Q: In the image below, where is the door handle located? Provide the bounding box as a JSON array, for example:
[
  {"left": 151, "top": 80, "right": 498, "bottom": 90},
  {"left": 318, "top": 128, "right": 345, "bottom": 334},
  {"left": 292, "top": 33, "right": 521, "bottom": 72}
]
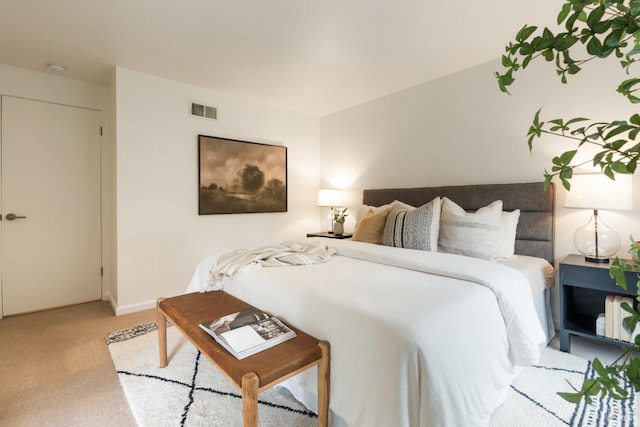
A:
[{"left": 4, "top": 213, "right": 27, "bottom": 221}]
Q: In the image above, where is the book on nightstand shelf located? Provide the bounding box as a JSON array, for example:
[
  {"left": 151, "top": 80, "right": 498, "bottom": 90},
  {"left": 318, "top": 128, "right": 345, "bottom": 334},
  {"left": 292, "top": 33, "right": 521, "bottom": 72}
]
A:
[
  {"left": 614, "top": 295, "right": 621, "bottom": 340},
  {"left": 199, "top": 309, "right": 296, "bottom": 360},
  {"left": 605, "top": 295, "right": 614, "bottom": 339},
  {"left": 604, "top": 294, "right": 634, "bottom": 342}
]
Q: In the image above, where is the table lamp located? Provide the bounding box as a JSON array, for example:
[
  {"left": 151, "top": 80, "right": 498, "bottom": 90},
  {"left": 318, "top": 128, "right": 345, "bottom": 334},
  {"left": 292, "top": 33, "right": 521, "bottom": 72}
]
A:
[
  {"left": 317, "top": 189, "right": 346, "bottom": 233},
  {"left": 564, "top": 173, "right": 632, "bottom": 263}
]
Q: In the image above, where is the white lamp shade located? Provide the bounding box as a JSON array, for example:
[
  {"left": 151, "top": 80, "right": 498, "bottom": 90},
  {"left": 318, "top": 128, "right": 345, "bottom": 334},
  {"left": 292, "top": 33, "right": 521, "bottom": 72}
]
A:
[
  {"left": 317, "top": 189, "right": 346, "bottom": 207},
  {"left": 564, "top": 173, "right": 632, "bottom": 211}
]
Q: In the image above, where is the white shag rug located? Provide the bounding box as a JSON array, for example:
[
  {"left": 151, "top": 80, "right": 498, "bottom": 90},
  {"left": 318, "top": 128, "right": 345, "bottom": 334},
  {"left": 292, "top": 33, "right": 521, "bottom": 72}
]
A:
[
  {"left": 107, "top": 323, "right": 316, "bottom": 426},
  {"left": 107, "top": 323, "right": 636, "bottom": 427},
  {"left": 491, "top": 345, "right": 636, "bottom": 427}
]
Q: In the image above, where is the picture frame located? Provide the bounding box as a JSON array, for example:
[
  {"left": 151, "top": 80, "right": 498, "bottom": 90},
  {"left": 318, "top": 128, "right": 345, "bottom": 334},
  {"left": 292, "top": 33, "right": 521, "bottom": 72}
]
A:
[{"left": 198, "top": 135, "right": 287, "bottom": 214}]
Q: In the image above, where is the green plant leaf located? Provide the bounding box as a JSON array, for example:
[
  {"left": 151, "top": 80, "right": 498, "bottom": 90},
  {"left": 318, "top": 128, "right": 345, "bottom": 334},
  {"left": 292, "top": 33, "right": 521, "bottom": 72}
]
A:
[
  {"left": 627, "top": 357, "right": 640, "bottom": 385},
  {"left": 558, "top": 391, "right": 584, "bottom": 404},
  {"left": 587, "top": 6, "right": 606, "bottom": 30},
  {"left": 560, "top": 150, "right": 577, "bottom": 165},
  {"left": 556, "top": 34, "right": 579, "bottom": 50},
  {"left": 605, "top": 124, "right": 634, "bottom": 140},
  {"left": 519, "top": 43, "right": 535, "bottom": 55},
  {"left": 593, "top": 358, "right": 608, "bottom": 378},
  {"left": 610, "top": 257, "right": 630, "bottom": 290},
  {"left": 605, "top": 31, "right": 622, "bottom": 48},
  {"left": 516, "top": 25, "right": 538, "bottom": 42},
  {"left": 587, "top": 36, "right": 604, "bottom": 55},
  {"left": 612, "top": 161, "right": 631, "bottom": 173},
  {"left": 566, "top": 117, "right": 591, "bottom": 126},
  {"left": 558, "top": 2, "right": 572, "bottom": 25}
]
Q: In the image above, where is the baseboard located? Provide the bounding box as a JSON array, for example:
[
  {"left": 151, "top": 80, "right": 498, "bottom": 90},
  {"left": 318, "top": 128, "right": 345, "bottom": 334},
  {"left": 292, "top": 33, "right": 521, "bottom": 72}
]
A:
[
  {"left": 114, "top": 299, "right": 156, "bottom": 316},
  {"left": 104, "top": 293, "right": 117, "bottom": 315},
  {"left": 102, "top": 289, "right": 157, "bottom": 316}
]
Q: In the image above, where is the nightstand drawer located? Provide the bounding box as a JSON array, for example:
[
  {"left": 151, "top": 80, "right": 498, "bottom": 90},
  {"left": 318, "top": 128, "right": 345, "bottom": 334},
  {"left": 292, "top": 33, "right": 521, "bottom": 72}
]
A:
[
  {"left": 561, "top": 266, "right": 638, "bottom": 295},
  {"left": 560, "top": 261, "right": 638, "bottom": 296}
]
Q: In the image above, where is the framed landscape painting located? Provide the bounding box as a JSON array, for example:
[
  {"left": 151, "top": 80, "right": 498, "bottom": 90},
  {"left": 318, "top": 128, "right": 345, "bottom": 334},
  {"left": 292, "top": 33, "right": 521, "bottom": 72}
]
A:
[{"left": 198, "top": 135, "right": 287, "bottom": 214}]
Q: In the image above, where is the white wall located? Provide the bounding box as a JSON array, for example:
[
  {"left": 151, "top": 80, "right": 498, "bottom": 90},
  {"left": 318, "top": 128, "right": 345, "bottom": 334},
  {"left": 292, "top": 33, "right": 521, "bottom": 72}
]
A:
[
  {"left": 0, "top": 64, "right": 112, "bottom": 316},
  {"left": 113, "top": 67, "right": 320, "bottom": 314},
  {"left": 319, "top": 57, "right": 640, "bottom": 265}
]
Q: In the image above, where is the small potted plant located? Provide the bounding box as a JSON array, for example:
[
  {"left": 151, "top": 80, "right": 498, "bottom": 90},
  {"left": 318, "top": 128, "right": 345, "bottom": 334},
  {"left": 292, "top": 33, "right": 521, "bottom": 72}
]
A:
[{"left": 333, "top": 208, "right": 348, "bottom": 235}]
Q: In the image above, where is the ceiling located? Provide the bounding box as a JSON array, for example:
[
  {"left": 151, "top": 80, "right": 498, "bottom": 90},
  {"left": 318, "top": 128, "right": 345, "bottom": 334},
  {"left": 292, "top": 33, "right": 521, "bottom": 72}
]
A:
[{"left": 0, "top": 1, "right": 561, "bottom": 117}]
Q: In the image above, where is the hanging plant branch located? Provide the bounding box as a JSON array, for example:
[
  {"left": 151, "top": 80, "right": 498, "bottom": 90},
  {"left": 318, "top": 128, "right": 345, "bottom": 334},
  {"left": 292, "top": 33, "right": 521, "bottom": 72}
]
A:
[
  {"left": 528, "top": 109, "right": 640, "bottom": 189},
  {"left": 497, "top": 1, "right": 640, "bottom": 101},
  {"left": 495, "top": 0, "right": 640, "bottom": 407},
  {"left": 496, "top": 1, "right": 640, "bottom": 189}
]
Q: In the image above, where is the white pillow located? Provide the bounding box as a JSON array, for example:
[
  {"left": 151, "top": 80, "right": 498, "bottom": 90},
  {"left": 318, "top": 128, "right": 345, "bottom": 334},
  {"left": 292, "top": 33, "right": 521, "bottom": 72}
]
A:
[
  {"left": 438, "top": 198, "right": 502, "bottom": 260},
  {"left": 498, "top": 210, "right": 520, "bottom": 259}
]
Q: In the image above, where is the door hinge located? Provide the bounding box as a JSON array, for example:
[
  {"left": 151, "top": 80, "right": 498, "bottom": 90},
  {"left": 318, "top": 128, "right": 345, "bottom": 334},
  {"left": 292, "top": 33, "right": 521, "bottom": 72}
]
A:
[
  {"left": 99, "top": 126, "right": 103, "bottom": 136},
  {"left": 100, "top": 266, "right": 104, "bottom": 276}
]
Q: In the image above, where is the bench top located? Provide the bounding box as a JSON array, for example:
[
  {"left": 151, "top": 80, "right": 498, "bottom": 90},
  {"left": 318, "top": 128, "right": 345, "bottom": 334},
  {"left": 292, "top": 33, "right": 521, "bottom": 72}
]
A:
[{"left": 158, "top": 291, "right": 323, "bottom": 390}]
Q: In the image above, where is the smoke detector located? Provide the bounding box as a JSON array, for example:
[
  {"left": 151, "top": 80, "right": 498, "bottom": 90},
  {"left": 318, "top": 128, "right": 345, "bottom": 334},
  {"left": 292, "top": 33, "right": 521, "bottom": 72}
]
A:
[{"left": 47, "top": 63, "right": 67, "bottom": 72}]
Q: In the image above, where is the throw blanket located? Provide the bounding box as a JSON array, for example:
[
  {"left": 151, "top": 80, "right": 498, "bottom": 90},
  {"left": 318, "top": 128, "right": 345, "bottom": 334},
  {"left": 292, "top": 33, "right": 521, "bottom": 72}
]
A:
[{"left": 202, "top": 241, "right": 336, "bottom": 291}]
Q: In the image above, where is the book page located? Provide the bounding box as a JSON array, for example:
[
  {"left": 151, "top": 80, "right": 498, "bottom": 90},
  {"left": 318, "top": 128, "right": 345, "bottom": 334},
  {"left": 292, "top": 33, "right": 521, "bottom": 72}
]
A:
[
  {"left": 255, "top": 318, "right": 292, "bottom": 340},
  {"left": 220, "top": 325, "right": 265, "bottom": 353}
]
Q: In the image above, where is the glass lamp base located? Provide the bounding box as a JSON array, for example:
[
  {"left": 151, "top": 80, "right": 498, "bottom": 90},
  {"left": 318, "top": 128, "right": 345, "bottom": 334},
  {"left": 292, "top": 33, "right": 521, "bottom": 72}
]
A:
[{"left": 574, "top": 212, "right": 620, "bottom": 264}]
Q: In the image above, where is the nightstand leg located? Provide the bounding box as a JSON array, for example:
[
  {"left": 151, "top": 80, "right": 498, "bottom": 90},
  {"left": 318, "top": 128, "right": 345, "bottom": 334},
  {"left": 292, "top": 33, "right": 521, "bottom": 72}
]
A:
[{"left": 560, "top": 330, "right": 570, "bottom": 352}]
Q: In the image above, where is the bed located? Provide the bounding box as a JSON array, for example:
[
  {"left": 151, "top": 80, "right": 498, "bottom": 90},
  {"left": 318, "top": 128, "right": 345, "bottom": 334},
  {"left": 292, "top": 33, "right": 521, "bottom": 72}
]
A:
[{"left": 187, "top": 182, "right": 556, "bottom": 427}]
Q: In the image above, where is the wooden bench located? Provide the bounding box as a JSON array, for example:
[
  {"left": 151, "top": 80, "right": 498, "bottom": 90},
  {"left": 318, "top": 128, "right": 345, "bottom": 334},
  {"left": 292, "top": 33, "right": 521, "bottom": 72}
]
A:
[{"left": 157, "top": 291, "right": 329, "bottom": 427}]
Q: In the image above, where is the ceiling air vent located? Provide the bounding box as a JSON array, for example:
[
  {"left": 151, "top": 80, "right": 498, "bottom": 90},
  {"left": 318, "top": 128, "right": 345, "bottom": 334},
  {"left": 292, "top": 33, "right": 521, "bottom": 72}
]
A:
[{"left": 190, "top": 101, "right": 217, "bottom": 121}]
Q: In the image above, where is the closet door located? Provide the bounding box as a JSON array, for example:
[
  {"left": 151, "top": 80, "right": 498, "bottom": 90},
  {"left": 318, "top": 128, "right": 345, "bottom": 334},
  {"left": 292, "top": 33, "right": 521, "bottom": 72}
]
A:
[{"left": 1, "top": 96, "right": 102, "bottom": 315}]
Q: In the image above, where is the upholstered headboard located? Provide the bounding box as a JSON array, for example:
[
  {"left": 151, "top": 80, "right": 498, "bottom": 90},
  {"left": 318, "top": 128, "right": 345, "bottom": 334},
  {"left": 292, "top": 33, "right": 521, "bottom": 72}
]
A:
[{"left": 362, "top": 182, "right": 555, "bottom": 264}]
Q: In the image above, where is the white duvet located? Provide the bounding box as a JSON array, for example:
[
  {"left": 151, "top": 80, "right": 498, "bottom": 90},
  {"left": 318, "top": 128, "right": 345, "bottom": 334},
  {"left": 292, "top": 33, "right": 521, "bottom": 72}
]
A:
[{"left": 187, "top": 239, "right": 546, "bottom": 427}]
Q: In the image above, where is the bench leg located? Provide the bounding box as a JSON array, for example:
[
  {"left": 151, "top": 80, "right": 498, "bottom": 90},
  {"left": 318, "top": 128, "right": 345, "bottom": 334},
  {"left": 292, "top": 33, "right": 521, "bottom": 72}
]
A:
[
  {"left": 318, "top": 340, "right": 330, "bottom": 427},
  {"left": 157, "top": 298, "right": 168, "bottom": 368},
  {"left": 242, "top": 372, "right": 259, "bottom": 427}
]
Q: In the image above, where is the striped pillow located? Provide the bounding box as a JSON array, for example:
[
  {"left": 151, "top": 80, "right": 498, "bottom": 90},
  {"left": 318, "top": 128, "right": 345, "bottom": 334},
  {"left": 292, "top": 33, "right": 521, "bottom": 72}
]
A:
[
  {"left": 438, "top": 198, "right": 502, "bottom": 260},
  {"left": 382, "top": 198, "right": 441, "bottom": 250}
]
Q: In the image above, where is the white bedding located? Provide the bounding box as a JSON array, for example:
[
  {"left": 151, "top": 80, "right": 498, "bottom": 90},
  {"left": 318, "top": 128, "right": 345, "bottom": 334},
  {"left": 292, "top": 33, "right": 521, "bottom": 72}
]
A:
[
  {"left": 497, "top": 255, "right": 556, "bottom": 343},
  {"left": 187, "top": 239, "right": 547, "bottom": 427}
]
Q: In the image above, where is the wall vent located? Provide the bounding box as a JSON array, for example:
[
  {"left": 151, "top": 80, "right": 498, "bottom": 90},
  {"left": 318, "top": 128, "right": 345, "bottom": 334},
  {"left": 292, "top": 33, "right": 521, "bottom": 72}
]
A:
[{"left": 190, "top": 101, "right": 217, "bottom": 121}]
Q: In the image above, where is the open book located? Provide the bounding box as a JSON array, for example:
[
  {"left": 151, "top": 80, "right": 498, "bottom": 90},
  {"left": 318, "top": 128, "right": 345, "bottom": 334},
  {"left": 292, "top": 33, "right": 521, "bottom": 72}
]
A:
[{"left": 199, "top": 309, "right": 297, "bottom": 360}]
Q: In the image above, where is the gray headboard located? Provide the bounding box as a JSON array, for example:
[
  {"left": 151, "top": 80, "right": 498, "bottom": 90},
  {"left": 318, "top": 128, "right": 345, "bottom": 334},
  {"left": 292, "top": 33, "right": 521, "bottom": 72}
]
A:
[{"left": 362, "top": 182, "right": 555, "bottom": 265}]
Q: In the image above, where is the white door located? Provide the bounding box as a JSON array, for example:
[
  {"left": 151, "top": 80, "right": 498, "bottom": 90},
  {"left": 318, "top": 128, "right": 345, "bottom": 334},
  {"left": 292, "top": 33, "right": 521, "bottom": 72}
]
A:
[{"left": 1, "top": 96, "right": 102, "bottom": 316}]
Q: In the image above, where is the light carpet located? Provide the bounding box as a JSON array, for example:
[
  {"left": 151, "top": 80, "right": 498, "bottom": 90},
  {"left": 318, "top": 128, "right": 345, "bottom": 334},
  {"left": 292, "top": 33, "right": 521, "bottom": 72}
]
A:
[{"left": 107, "top": 322, "right": 636, "bottom": 427}]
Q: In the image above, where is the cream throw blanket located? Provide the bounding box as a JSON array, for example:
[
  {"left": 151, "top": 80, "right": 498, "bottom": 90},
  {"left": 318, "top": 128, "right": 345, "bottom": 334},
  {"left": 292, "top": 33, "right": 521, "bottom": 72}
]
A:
[{"left": 203, "top": 241, "right": 336, "bottom": 291}]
